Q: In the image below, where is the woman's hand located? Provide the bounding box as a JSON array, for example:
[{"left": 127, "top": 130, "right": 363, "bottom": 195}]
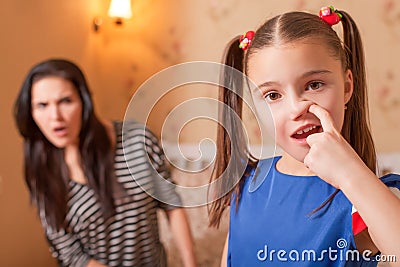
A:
[
  {"left": 304, "top": 104, "right": 367, "bottom": 189},
  {"left": 86, "top": 259, "right": 108, "bottom": 267}
]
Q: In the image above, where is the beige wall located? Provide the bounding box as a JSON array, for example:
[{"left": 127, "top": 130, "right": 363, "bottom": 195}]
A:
[
  {"left": 1, "top": 0, "right": 399, "bottom": 266},
  {"left": 1, "top": 1, "right": 101, "bottom": 266},
  {"left": 173, "top": 0, "right": 400, "bottom": 150},
  {"left": 0, "top": 0, "right": 190, "bottom": 266}
]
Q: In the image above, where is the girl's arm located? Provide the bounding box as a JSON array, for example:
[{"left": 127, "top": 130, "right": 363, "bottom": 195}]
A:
[
  {"left": 305, "top": 104, "right": 400, "bottom": 262},
  {"left": 340, "top": 166, "right": 400, "bottom": 262}
]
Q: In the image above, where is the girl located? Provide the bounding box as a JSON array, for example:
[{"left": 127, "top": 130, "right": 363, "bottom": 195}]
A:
[
  {"left": 209, "top": 6, "right": 400, "bottom": 267},
  {"left": 14, "top": 59, "right": 197, "bottom": 267}
]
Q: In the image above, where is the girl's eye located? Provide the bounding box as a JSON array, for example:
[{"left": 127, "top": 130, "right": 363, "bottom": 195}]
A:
[
  {"left": 306, "top": 81, "right": 323, "bottom": 91},
  {"left": 264, "top": 92, "right": 282, "bottom": 102}
]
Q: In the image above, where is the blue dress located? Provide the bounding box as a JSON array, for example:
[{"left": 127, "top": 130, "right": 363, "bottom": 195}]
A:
[{"left": 228, "top": 156, "right": 400, "bottom": 266}]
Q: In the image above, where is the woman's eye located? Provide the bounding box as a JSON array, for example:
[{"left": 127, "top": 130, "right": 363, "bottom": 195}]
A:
[
  {"left": 35, "top": 103, "right": 47, "bottom": 109},
  {"left": 306, "top": 82, "right": 323, "bottom": 91},
  {"left": 265, "top": 92, "right": 282, "bottom": 102},
  {"left": 60, "top": 97, "right": 72, "bottom": 103}
]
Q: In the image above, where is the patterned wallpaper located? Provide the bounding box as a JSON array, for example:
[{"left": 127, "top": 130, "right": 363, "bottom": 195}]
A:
[
  {"left": 97, "top": 0, "right": 400, "bottom": 155},
  {"left": 100, "top": 2, "right": 400, "bottom": 265},
  {"left": 4, "top": 1, "right": 398, "bottom": 266}
]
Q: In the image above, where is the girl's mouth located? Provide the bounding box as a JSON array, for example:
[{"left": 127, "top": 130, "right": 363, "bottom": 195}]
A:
[{"left": 291, "top": 125, "right": 322, "bottom": 140}]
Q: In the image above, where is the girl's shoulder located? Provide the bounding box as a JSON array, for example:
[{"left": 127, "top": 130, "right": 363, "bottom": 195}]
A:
[
  {"left": 380, "top": 172, "right": 400, "bottom": 183},
  {"left": 380, "top": 173, "right": 400, "bottom": 196},
  {"left": 246, "top": 156, "right": 282, "bottom": 193}
]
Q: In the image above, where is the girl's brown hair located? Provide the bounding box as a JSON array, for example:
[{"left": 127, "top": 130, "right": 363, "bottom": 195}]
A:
[{"left": 209, "top": 11, "right": 376, "bottom": 227}]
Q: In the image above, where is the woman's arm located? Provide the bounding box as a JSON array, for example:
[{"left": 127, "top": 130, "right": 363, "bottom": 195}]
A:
[
  {"left": 86, "top": 259, "right": 108, "bottom": 267},
  {"left": 43, "top": 225, "right": 91, "bottom": 267},
  {"left": 220, "top": 233, "right": 229, "bottom": 267},
  {"left": 165, "top": 208, "right": 197, "bottom": 267},
  {"left": 141, "top": 126, "right": 197, "bottom": 265},
  {"left": 39, "top": 209, "right": 94, "bottom": 267}
]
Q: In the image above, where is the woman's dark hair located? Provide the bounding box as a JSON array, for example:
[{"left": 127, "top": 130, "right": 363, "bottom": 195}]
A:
[
  {"left": 14, "top": 59, "right": 116, "bottom": 229},
  {"left": 209, "top": 11, "right": 376, "bottom": 227}
]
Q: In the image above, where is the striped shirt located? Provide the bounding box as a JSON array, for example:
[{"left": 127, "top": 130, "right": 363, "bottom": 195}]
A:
[{"left": 39, "top": 121, "right": 181, "bottom": 267}]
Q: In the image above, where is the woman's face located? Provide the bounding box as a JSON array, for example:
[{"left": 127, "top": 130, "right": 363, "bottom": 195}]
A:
[
  {"left": 31, "top": 76, "right": 82, "bottom": 149},
  {"left": 247, "top": 40, "right": 353, "bottom": 162}
]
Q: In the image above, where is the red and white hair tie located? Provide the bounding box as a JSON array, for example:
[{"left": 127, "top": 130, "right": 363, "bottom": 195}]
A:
[
  {"left": 239, "top": 31, "right": 255, "bottom": 51},
  {"left": 319, "top": 5, "right": 342, "bottom": 26}
]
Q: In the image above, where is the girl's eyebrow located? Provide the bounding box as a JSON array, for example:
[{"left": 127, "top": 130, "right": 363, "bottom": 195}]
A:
[
  {"left": 254, "top": 69, "right": 332, "bottom": 90},
  {"left": 301, "top": 69, "right": 332, "bottom": 78},
  {"left": 255, "top": 81, "right": 280, "bottom": 91}
]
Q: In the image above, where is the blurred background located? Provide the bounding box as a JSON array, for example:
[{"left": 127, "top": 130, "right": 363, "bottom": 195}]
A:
[{"left": 1, "top": 0, "right": 399, "bottom": 266}]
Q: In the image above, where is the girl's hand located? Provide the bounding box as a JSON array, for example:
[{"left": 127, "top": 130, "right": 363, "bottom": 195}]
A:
[{"left": 304, "top": 104, "right": 366, "bottom": 188}]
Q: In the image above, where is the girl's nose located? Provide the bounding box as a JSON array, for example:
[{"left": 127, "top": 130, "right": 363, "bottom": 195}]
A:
[{"left": 288, "top": 95, "right": 313, "bottom": 120}]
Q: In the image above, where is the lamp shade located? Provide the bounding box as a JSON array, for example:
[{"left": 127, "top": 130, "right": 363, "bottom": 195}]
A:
[{"left": 108, "top": 0, "right": 132, "bottom": 19}]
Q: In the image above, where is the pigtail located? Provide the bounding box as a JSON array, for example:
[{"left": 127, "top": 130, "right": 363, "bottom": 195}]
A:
[
  {"left": 310, "top": 11, "right": 378, "bottom": 215},
  {"left": 339, "top": 11, "right": 377, "bottom": 174},
  {"left": 208, "top": 37, "right": 251, "bottom": 228}
]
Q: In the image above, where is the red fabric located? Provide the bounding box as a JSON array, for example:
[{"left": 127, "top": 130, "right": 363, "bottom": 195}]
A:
[{"left": 352, "top": 211, "right": 367, "bottom": 235}]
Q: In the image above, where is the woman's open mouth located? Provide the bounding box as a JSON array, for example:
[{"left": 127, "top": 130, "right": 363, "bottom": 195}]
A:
[{"left": 53, "top": 126, "right": 68, "bottom": 137}]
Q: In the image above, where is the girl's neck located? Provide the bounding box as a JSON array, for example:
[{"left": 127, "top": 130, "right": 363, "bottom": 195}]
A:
[{"left": 276, "top": 152, "right": 316, "bottom": 177}]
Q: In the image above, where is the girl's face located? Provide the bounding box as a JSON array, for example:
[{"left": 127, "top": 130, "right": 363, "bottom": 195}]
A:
[
  {"left": 31, "top": 76, "right": 82, "bottom": 149},
  {"left": 247, "top": 41, "right": 353, "bottom": 162}
]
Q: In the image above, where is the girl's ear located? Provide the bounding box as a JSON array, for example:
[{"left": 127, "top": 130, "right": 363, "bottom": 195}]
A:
[{"left": 344, "top": 69, "right": 354, "bottom": 105}]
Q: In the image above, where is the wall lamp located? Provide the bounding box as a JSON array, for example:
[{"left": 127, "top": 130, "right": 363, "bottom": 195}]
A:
[{"left": 93, "top": 0, "right": 133, "bottom": 32}]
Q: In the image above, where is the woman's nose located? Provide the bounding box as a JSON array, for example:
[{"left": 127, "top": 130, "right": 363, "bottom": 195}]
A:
[{"left": 49, "top": 104, "right": 62, "bottom": 120}]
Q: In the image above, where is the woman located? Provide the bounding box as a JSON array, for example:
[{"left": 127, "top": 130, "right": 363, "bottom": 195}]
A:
[{"left": 14, "top": 58, "right": 197, "bottom": 267}]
